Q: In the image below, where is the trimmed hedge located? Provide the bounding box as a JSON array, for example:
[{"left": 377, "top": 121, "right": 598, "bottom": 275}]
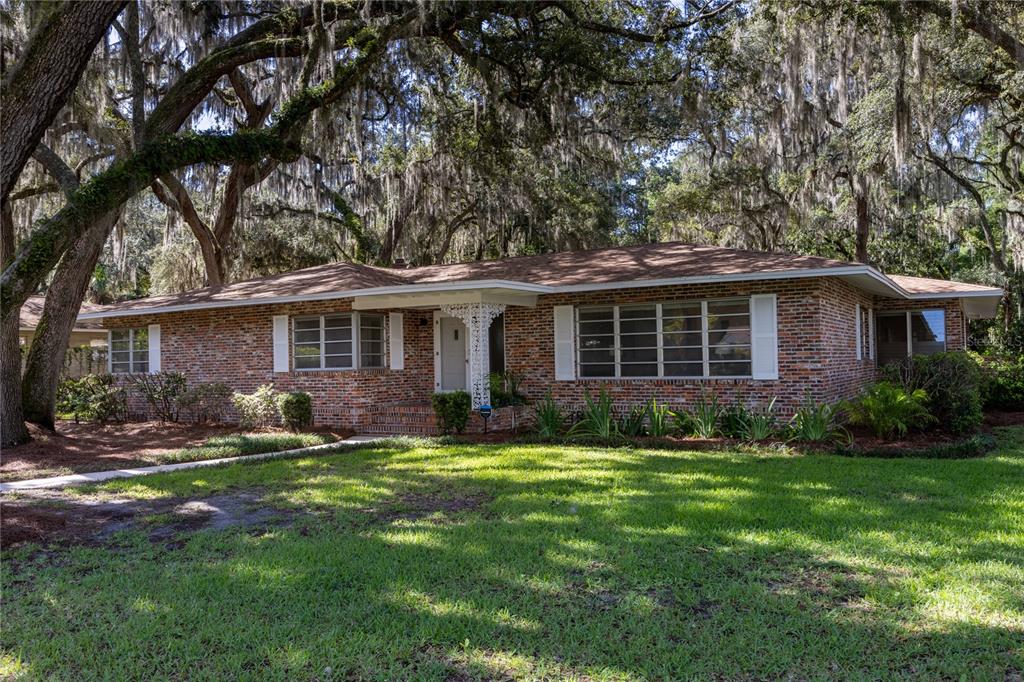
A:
[
  {"left": 431, "top": 391, "right": 471, "bottom": 434},
  {"left": 279, "top": 391, "right": 313, "bottom": 430}
]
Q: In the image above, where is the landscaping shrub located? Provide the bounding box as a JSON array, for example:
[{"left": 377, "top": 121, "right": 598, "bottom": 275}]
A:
[
  {"left": 845, "top": 382, "right": 934, "bottom": 440},
  {"left": 232, "top": 384, "right": 281, "bottom": 428},
  {"left": 533, "top": 392, "right": 566, "bottom": 438},
  {"left": 568, "top": 388, "right": 620, "bottom": 441},
  {"left": 882, "top": 351, "right": 982, "bottom": 435},
  {"left": 128, "top": 371, "right": 187, "bottom": 422},
  {"left": 619, "top": 404, "right": 648, "bottom": 437},
  {"left": 489, "top": 370, "right": 526, "bottom": 408},
  {"left": 720, "top": 403, "right": 750, "bottom": 438},
  {"left": 646, "top": 397, "right": 675, "bottom": 437},
  {"left": 683, "top": 392, "right": 722, "bottom": 438},
  {"left": 740, "top": 398, "right": 779, "bottom": 442},
  {"left": 56, "top": 374, "right": 128, "bottom": 423},
  {"left": 431, "top": 391, "right": 471, "bottom": 434},
  {"left": 279, "top": 391, "right": 313, "bottom": 430},
  {"left": 176, "top": 382, "right": 231, "bottom": 423},
  {"left": 788, "top": 397, "right": 847, "bottom": 443},
  {"left": 974, "top": 353, "right": 1024, "bottom": 411}
]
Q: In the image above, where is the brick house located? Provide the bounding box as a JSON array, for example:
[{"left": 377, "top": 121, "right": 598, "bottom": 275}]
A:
[{"left": 78, "top": 242, "right": 1003, "bottom": 434}]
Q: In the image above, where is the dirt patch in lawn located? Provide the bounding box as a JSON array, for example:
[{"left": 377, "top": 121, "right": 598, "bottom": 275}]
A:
[
  {"left": 1, "top": 420, "right": 351, "bottom": 482},
  {"left": 1, "top": 488, "right": 308, "bottom": 553},
  {"left": 358, "top": 491, "right": 493, "bottom": 524}
]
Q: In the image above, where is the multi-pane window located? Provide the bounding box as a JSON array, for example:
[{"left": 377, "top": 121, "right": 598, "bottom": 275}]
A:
[
  {"left": 876, "top": 309, "right": 945, "bottom": 365},
  {"left": 577, "top": 298, "right": 752, "bottom": 379},
  {"left": 292, "top": 313, "right": 385, "bottom": 370},
  {"left": 359, "top": 314, "right": 384, "bottom": 368},
  {"left": 110, "top": 328, "right": 148, "bottom": 374}
]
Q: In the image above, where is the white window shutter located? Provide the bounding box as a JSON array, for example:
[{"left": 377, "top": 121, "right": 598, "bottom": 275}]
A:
[
  {"left": 389, "top": 312, "right": 404, "bottom": 370},
  {"left": 147, "top": 324, "right": 161, "bottom": 373},
  {"left": 272, "top": 315, "right": 289, "bottom": 372},
  {"left": 750, "top": 294, "right": 778, "bottom": 380},
  {"left": 855, "top": 303, "right": 862, "bottom": 360},
  {"left": 553, "top": 305, "right": 575, "bottom": 381}
]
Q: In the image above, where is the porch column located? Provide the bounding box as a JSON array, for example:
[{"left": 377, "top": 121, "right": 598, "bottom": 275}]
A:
[{"left": 440, "top": 302, "right": 506, "bottom": 408}]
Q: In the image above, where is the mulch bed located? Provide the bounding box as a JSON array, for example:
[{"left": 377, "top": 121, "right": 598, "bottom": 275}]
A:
[{"left": 1, "top": 420, "right": 351, "bottom": 482}]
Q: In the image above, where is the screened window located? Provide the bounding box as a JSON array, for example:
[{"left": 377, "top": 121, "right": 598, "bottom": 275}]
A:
[
  {"left": 876, "top": 310, "right": 946, "bottom": 365},
  {"left": 110, "top": 328, "right": 148, "bottom": 374},
  {"left": 292, "top": 313, "right": 386, "bottom": 370},
  {"left": 577, "top": 298, "right": 752, "bottom": 379}
]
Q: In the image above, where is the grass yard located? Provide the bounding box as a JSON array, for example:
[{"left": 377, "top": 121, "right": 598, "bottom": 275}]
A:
[{"left": 3, "top": 428, "right": 1023, "bottom": 680}]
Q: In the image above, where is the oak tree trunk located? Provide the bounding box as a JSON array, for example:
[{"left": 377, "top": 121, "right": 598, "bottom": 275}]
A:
[
  {"left": 0, "top": 201, "right": 28, "bottom": 446},
  {"left": 22, "top": 211, "right": 119, "bottom": 429},
  {"left": 0, "top": 1, "right": 126, "bottom": 202}
]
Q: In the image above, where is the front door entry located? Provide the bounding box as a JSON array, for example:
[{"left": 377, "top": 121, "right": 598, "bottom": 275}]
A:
[{"left": 438, "top": 315, "right": 468, "bottom": 391}]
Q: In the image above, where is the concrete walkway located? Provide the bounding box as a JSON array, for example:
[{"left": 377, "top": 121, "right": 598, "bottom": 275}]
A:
[{"left": 0, "top": 435, "right": 388, "bottom": 493}]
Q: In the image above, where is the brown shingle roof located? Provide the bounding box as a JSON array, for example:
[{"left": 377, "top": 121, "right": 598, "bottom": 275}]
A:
[
  {"left": 887, "top": 274, "right": 1002, "bottom": 296},
  {"left": 395, "top": 242, "right": 852, "bottom": 287},
  {"left": 20, "top": 296, "right": 105, "bottom": 331},
  {"left": 78, "top": 241, "right": 1003, "bottom": 318}
]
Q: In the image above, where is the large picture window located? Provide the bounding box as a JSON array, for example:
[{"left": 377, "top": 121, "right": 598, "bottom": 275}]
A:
[
  {"left": 577, "top": 298, "right": 752, "bottom": 379},
  {"left": 292, "top": 313, "right": 385, "bottom": 370},
  {"left": 876, "top": 309, "right": 946, "bottom": 366},
  {"left": 109, "top": 328, "right": 148, "bottom": 374}
]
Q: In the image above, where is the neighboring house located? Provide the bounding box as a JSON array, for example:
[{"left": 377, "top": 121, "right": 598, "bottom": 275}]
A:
[
  {"left": 78, "top": 242, "right": 1003, "bottom": 433},
  {"left": 20, "top": 296, "right": 109, "bottom": 377}
]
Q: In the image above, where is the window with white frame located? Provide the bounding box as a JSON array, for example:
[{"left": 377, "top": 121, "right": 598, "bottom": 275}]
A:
[
  {"left": 292, "top": 313, "right": 385, "bottom": 370},
  {"left": 109, "top": 328, "right": 149, "bottom": 373},
  {"left": 875, "top": 309, "right": 945, "bottom": 365},
  {"left": 577, "top": 298, "right": 752, "bottom": 378}
]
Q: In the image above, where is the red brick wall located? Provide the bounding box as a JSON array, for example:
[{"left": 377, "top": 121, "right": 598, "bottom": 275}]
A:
[
  {"left": 506, "top": 278, "right": 834, "bottom": 418},
  {"left": 101, "top": 278, "right": 971, "bottom": 428}
]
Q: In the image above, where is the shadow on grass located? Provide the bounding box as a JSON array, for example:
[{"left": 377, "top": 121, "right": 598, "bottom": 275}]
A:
[{"left": 3, "top": 433, "right": 1023, "bottom": 680}]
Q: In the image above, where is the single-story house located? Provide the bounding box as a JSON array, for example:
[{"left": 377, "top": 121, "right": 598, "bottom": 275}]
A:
[
  {"left": 78, "top": 242, "right": 1003, "bottom": 433},
  {"left": 21, "top": 296, "right": 109, "bottom": 377}
]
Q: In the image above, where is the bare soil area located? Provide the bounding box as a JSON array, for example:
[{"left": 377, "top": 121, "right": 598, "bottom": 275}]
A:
[
  {"left": 1, "top": 488, "right": 306, "bottom": 551},
  {"left": 0, "top": 421, "right": 350, "bottom": 482},
  {"left": 0, "top": 421, "right": 244, "bottom": 482}
]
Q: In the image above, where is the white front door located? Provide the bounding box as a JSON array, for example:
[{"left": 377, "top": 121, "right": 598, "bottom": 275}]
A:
[{"left": 438, "top": 315, "right": 468, "bottom": 391}]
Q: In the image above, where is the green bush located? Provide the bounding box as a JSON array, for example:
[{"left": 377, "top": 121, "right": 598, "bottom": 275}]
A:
[
  {"left": 431, "top": 391, "right": 471, "bottom": 434},
  {"left": 845, "top": 382, "right": 934, "bottom": 440},
  {"left": 232, "top": 384, "right": 281, "bottom": 428},
  {"left": 56, "top": 374, "right": 128, "bottom": 423},
  {"left": 176, "top": 382, "right": 232, "bottom": 423},
  {"left": 646, "top": 397, "right": 675, "bottom": 437},
  {"left": 279, "top": 391, "right": 313, "bottom": 431},
  {"left": 740, "top": 398, "right": 779, "bottom": 442},
  {"left": 719, "top": 403, "right": 749, "bottom": 438},
  {"left": 128, "top": 371, "right": 187, "bottom": 422},
  {"left": 619, "top": 404, "right": 648, "bottom": 437},
  {"left": 533, "top": 392, "right": 566, "bottom": 438},
  {"left": 788, "top": 397, "right": 847, "bottom": 443},
  {"left": 974, "top": 353, "right": 1024, "bottom": 411},
  {"left": 683, "top": 392, "right": 722, "bottom": 438},
  {"left": 568, "top": 388, "right": 620, "bottom": 441},
  {"left": 489, "top": 370, "right": 526, "bottom": 408},
  {"left": 882, "top": 351, "right": 982, "bottom": 435}
]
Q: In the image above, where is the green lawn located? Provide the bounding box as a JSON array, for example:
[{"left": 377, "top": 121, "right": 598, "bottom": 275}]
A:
[{"left": 3, "top": 429, "right": 1023, "bottom": 680}]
